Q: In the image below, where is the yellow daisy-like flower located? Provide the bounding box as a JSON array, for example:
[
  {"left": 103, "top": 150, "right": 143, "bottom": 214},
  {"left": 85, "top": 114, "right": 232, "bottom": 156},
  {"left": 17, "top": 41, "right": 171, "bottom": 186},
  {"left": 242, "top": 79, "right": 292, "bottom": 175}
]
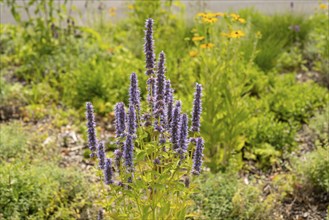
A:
[
  {"left": 319, "top": 3, "right": 328, "bottom": 9},
  {"left": 108, "top": 7, "right": 116, "bottom": 16},
  {"left": 230, "top": 13, "right": 240, "bottom": 21},
  {"left": 222, "top": 30, "right": 245, "bottom": 39},
  {"left": 192, "top": 36, "right": 205, "bottom": 41},
  {"left": 202, "top": 17, "right": 218, "bottom": 24},
  {"left": 189, "top": 50, "right": 198, "bottom": 57},
  {"left": 200, "top": 43, "right": 215, "bottom": 49},
  {"left": 197, "top": 12, "right": 207, "bottom": 18},
  {"left": 128, "top": 4, "right": 134, "bottom": 10},
  {"left": 238, "top": 18, "right": 246, "bottom": 24},
  {"left": 255, "top": 31, "right": 262, "bottom": 39},
  {"left": 230, "top": 30, "right": 245, "bottom": 38},
  {"left": 215, "top": 12, "right": 225, "bottom": 17}
]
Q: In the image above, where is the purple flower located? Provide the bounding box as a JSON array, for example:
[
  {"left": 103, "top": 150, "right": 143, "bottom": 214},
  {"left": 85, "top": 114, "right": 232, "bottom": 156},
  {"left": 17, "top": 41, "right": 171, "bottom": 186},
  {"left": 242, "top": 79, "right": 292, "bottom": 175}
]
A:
[
  {"left": 86, "top": 102, "right": 97, "bottom": 157},
  {"left": 159, "top": 133, "right": 166, "bottom": 145},
  {"left": 178, "top": 114, "right": 189, "bottom": 152},
  {"left": 97, "top": 208, "right": 104, "bottom": 220},
  {"left": 154, "top": 52, "right": 167, "bottom": 132},
  {"left": 191, "top": 83, "right": 202, "bottom": 132},
  {"left": 184, "top": 176, "right": 190, "bottom": 188},
  {"left": 104, "top": 158, "right": 114, "bottom": 184},
  {"left": 129, "top": 72, "right": 141, "bottom": 112},
  {"left": 192, "top": 138, "right": 204, "bottom": 175},
  {"left": 114, "top": 149, "right": 122, "bottom": 172},
  {"left": 115, "top": 102, "right": 126, "bottom": 138},
  {"left": 142, "top": 113, "right": 152, "bottom": 127},
  {"left": 123, "top": 134, "right": 134, "bottom": 172},
  {"left": 153, "top": 157, "right": 161, "bottom": 165},
  {"left": 171, "top": 101, "right": 181, "bottom": 149},
  {"left": 97, "top": 141, "right": 106, "bottom": 170},
  {"left": 127, "top": 105, "right": 137, "bottom": 136},
  {"left": 144, "top": 18, "right": 155, "bottom": 76},
  {"left": 165, "top": 80, "right": 174, "bottom": 129}
]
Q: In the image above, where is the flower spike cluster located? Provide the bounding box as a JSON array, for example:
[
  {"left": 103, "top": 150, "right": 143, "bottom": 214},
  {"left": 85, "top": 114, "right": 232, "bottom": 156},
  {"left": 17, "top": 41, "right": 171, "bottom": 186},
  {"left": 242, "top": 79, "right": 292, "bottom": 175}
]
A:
[{"left": 85, "top": 18, "right": 205, "bottom": 219}]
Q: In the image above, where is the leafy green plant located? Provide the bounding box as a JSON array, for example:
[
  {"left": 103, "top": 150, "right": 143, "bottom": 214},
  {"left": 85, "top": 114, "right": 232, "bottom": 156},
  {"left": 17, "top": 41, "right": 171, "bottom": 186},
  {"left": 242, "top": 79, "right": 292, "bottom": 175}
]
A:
[
  {"left": 0, "top": 122, "right": 27, "bottom": 160},
  {"left": 0, "top": 161, "right": 91, "bottom": 219},
  {"left": 191, "top": 172, "right": 276, "bottom": 220},
  {"left": 294, "top": 146, "right": 329, "bottom": 193}
]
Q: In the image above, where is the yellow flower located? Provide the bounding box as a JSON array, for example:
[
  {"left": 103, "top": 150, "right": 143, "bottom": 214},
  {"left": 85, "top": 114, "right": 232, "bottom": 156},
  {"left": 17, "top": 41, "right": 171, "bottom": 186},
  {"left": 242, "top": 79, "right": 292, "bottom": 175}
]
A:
[
  {"left": 229, "top": 30, "right": 245, "bottom": 38},
  {"left": 189, "top": 50, "right": 198, "bottom": 57},
  {"left": 197, "top": 12, "right": 207, "bottom": 18},
  {"left": 215, "top": 12, "right": 225, "bottom": 17},
  {"left": 255, "top": 31, "right": 262, "bottom": 39},
  {"left": 319, "top": 3, "right": 328, "bottom": 9},
  {"left": 238, "top": 18, "right": 246, "bottom": 24},
  {"left": 108, "top": 7, "right": 116, "bottom": 16},
  {"left": 222, "top": 30, "right": 245, "bottom": 39},
  {"left": 202, "top": 17, "right": 218, "bottom": 24},
  {"left": 200, "top": 43, "right": 215, "bottom": 49},
  {"left": 192, "top": 36, "right": 205, "bottom": 41},
  {"left": 128, "top": 4, "right": 134, "bottom": 10},
  {"left": 230, "top": 13, "right": 240, "bottom": 21}
]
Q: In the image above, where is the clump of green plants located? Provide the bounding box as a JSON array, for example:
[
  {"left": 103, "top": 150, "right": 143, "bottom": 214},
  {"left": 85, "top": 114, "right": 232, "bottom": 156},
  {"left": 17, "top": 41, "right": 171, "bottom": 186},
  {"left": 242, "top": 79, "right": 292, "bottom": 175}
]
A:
[
  {"left": 85, "top": 18, "right": 205, "bottom": 219},
  {"left": 294, "top": 146, "right": 329, "bottom": 193},
  {"left": 0, "top": 162, "right": 91, "bottom": 219},
  {"left": 0, "top": 122, "right": 27, "bottom": 160},
  {"left": 191, "top": 172, "right": 276, "bottom": 220}
]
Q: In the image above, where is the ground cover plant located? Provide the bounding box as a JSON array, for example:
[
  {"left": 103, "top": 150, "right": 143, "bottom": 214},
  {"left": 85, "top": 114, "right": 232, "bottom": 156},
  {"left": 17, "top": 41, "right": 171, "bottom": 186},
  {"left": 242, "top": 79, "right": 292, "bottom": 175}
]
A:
[{"left": 1, "top": 0, "right": 328, "bottom": 219}]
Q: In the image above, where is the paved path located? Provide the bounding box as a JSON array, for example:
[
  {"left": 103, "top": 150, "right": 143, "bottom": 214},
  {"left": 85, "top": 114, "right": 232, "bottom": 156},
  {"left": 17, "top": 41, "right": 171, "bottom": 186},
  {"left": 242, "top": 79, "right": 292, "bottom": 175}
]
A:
[{"left": 0, "top": 1, "right": 324, "bottom": 25}]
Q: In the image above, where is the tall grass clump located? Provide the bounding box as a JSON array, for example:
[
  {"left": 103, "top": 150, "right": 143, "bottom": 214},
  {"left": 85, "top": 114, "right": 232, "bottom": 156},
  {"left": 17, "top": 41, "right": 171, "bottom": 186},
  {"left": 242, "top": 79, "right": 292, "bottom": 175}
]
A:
[{"left": 85, "top": 18, "right": 205, "bottom": 219}]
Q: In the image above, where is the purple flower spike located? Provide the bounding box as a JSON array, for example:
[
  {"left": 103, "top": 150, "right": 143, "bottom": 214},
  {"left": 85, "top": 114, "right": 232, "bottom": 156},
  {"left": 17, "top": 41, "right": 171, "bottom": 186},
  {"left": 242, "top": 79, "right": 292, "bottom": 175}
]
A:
[
  {"left": 128, "top": 105, "right": 137, "bottom": 136},
  {"left": 178, "top": 114, "right": 189, "bottom": 152},
  {"left": 192, "top": 138, "right": 204, "bottom": 175},
  {"left": 171, "top": 101, "right": 181, "bottom": 149},
  {"left": 154, "top": 52, "right": 167, "bottom": 132},
  {"left": 97, "top": 208, "right": 104, "bottom": 220},
  {"left": 114, "top": 149, "right": 122, "bottom": 172},
  {"left": 165, "top": 80, "right": 174, "bottom": 129},
  {"left": 97, "top": 141, "right": 106, "bottom": 170},
  {"left": 129, "top": 72, "right": 141, "bottom": 112},
  {"left": 115, "top": 102, "right": 126, "bottom": 138},
  {"left": 123, "top": 134, "right": 134, "bottom": 172},
  {"left": 104, "top": 158, "right": 114, "bottom": 185},
  {"left": 144, "top": 18, "right": 155, "bottom": 76},
  {"left": 86, "top": 102, "right": 97, "bottom": 157},
  {"left": 191, "top": 83, "right": 202, "bottom": 132}
]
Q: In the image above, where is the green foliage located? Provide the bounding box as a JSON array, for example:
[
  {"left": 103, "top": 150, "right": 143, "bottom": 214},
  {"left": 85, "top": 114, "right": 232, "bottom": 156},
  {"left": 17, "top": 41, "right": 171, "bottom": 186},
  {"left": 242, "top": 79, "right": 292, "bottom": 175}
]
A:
[
  {"left": 0, "top": 122, "right": 27, "bottom": 160},
  {"left": 304, "top": 7, "right": 329, "bottom": 86},
  {"left": 294, "top": 146, "right": 329, "bottom": 193},
  {"left": 62, "top": 47, "right": 144, "bottom": 114},
  {"left": 192, "top": 172, "right": 276, "bottom": 220},
  {"left": 267, "top": 74, "right": 328, "bottom": 124},
  {"left": 0, "top": 161, "right": 91, "bottom": 220},
  {"left": 309, "top": 105, "right": 329, "bottom": 147},
  {"left": 239, "top": 9, "right": 312, "bottom": 71}
]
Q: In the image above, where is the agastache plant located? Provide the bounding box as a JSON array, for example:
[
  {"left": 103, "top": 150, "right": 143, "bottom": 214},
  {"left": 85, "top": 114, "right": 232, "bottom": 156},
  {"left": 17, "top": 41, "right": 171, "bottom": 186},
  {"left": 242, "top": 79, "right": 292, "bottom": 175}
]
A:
[{"left": 85, "top": 18, "right": 204, "bottom": 220}]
